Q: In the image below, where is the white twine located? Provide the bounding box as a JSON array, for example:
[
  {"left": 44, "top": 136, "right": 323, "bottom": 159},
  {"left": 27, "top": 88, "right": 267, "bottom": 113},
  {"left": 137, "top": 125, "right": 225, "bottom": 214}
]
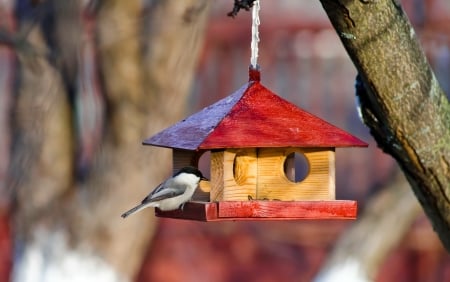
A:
[{"left": 250, "top": 0, "right": 260, "bottom": 69}]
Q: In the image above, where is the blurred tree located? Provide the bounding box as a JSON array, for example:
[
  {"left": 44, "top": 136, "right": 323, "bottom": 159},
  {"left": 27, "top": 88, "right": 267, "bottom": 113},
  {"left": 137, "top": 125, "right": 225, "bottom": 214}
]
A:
[
  {"left": 314, "top": 171, "right": 422, "bottom": 281},
  {"left": 8, "top": 0, "right": 210, "bottom": 281}
]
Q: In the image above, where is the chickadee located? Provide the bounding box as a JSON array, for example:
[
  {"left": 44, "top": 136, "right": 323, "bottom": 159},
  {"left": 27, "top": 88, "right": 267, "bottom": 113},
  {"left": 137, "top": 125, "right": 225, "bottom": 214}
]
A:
[{"left": 121, "top": 166, "right": 207, "bottom": 218}]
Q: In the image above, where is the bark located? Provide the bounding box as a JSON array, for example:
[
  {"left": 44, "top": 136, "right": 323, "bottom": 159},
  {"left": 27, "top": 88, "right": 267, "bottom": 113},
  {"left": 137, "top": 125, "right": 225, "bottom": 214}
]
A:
[
  {"left": 318, "top": 0, "right": 450, "bottom": 251},
  {"left": 10, "top": 12, "right": 75, "bottom": 242},
  {"left": 87, "top": 0, "right": 210, "bottom": 276},
  {"left": 10, "top": 0, "right": 210, "bottom": 281}
]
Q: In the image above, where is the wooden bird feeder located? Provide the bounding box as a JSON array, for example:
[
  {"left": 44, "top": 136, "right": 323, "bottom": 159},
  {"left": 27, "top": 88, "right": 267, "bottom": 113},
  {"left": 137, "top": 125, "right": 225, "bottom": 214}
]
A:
[{"left": 143, "top": 69, "right": 368, "bottom": 221}]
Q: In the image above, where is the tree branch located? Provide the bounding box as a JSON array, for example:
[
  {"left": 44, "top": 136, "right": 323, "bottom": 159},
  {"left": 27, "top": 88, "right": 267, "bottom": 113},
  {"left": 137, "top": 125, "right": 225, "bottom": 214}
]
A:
[{"left": 318, "top": 0, "right": 450, "bottom": 250}]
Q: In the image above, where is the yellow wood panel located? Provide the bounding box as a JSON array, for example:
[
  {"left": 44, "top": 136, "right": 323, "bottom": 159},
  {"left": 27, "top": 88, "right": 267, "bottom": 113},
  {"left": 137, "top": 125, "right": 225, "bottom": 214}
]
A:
[
  {"left": 210, "top": 149, "right": 257, "bottom": 201},
  {"left": 257, "top": 148, "right": 334, "bottom": 200},
  {"left": 223, "top": 148, "right": 257, "bottom": 201},
  {"left": 210, "top": 150, "right": 225, "bottom": 201},
  {"left": 328, "top": 148, "right": 336, "bottom": 199}
]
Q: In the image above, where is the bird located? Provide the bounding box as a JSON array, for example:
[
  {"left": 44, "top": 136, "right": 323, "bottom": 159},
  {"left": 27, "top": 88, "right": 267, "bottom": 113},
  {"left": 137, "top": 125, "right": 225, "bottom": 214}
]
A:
[{"left": 121, "top": 166, "right": 208, "bottom": 218}]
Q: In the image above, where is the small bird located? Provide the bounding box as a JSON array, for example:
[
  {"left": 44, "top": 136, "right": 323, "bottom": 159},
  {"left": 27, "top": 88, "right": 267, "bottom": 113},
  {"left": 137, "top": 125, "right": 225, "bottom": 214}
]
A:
[{"left": 121, "top": 166, "right": 207, "bottom": 218}]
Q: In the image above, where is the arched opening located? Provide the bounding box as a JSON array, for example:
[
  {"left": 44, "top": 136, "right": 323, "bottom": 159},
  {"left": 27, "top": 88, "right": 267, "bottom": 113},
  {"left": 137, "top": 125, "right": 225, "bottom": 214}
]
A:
[
  {"left": 197, "top": 150, "right": 211, "bottom": 180},
  {"left": 284, "top": 152, "right": 309, "bottom": 183}
]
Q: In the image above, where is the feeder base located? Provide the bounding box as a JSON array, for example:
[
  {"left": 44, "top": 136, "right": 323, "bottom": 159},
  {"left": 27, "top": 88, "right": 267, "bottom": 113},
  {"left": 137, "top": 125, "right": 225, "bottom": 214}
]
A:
[{"left": 155, "top": 200, "right": 357, "bottom": 221}]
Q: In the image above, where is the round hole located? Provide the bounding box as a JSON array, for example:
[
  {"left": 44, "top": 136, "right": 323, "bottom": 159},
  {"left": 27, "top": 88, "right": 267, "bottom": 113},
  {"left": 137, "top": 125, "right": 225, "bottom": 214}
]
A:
[{"left": 284, "top": 152, "right": 309, "bottom": 183}]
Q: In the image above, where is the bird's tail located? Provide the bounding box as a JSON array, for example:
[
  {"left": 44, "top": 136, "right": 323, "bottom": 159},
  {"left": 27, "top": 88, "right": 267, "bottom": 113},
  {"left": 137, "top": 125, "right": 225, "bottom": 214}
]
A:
[{"left": 121, "top": 202, "right": 155, "bottom": 218}]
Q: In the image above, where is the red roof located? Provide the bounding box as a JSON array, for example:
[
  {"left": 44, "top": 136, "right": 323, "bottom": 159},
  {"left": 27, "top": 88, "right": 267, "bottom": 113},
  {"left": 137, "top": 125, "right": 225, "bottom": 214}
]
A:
[{"left": 144, "top": 71, "right": 367, "bottom": 150}]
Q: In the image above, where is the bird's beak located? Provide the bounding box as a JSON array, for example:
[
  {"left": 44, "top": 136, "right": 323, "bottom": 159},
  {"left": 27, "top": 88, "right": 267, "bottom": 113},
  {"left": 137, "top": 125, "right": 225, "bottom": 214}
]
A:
[{"left": 201, "top": 176, "right": 209, "bottom": 181}]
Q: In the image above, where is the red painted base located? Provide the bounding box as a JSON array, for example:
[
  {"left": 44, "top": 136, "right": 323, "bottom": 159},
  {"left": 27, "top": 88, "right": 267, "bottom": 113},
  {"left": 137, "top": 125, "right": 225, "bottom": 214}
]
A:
[{"left": 155, "top": 200, "right": 357, "bottom": 221}]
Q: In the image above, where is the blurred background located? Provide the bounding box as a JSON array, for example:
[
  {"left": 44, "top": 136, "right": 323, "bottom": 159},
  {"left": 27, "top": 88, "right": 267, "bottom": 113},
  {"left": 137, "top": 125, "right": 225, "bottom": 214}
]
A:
[{"left": 0, "top": 0, "right": 449, "bottom": 281}]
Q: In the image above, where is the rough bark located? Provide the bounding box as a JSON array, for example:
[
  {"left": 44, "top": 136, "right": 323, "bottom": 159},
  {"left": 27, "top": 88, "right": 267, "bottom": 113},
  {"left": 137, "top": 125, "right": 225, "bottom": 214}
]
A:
[
  {"left": 10, "top": 0, "right": 210, "bottom": 280},
  {"left": 318, "top": 0, "right": 450, "bottom": 251}
]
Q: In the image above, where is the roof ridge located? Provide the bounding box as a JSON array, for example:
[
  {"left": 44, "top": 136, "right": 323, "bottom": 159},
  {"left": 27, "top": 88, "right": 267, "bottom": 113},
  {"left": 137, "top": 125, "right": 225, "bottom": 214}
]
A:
[{"left": 144, "top": 80, "right": 367, "bottom": 150}]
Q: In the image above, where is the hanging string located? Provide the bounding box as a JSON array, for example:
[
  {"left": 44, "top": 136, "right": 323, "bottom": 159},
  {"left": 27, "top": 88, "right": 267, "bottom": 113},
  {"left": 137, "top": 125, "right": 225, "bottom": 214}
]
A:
[{"left": 250, "top": 0, "right": 260, "bottom": 69}]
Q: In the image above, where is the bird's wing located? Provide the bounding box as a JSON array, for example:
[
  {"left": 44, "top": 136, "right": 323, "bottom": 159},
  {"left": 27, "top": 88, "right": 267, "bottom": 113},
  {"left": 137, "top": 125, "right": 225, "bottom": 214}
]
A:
[{"left": 141, "top": 180, "right": 186, "bottom": 203}]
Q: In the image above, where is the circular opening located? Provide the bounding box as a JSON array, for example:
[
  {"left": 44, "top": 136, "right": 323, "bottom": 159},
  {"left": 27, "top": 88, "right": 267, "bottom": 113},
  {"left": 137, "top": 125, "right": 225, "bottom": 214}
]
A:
[{"left": 283, "top": 152, "right": 309, "bottom": 183}]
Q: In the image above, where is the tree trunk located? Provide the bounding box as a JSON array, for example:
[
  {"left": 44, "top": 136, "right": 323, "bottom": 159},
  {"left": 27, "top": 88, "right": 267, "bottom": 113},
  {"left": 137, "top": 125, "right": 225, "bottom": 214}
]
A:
[
  {"left": 10, "top": 1, "right": 210, "bottom": 281},
  {"left": 318, "top": 0, "right": 450, "bottom": 251}
]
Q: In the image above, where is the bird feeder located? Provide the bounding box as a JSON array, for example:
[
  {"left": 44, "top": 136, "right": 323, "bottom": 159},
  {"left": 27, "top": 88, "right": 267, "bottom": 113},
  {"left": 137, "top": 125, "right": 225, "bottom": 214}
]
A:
[
  {"left": 143, "top": 1, "right": 367, "bottom": 221},
  {"left": 143, "top": 68, "right": 368, "bottom": 221}
]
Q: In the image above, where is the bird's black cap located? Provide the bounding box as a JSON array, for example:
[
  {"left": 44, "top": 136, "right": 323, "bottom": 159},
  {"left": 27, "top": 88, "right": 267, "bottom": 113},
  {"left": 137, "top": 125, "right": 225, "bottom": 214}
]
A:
[{"left": 175, "top": 166, "right": 208, "bottom": 180}]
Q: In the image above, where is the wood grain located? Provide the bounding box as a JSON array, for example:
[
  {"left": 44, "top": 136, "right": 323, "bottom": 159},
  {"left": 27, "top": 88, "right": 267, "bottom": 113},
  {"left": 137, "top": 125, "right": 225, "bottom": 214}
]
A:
[
  {"left": 217, "top": 200, "right": 356, "bottom": 219},
  {"left": 155, "top": 200, "right": 357, "bottom": 221},
  {"left": 257, "top": 148, "right": 335, "bottom": 200},
  {"left": 210, "top": 149, "right": 258, "bottom": 201},
  {"left": 172, "top": 149, "right": 197, "bottom": 172},
  {"left": 223, "top": 148, "right": 257, "bottom": 201},
  {"left": 210, "top": 150, "right": 225, "bottom": 201}
]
